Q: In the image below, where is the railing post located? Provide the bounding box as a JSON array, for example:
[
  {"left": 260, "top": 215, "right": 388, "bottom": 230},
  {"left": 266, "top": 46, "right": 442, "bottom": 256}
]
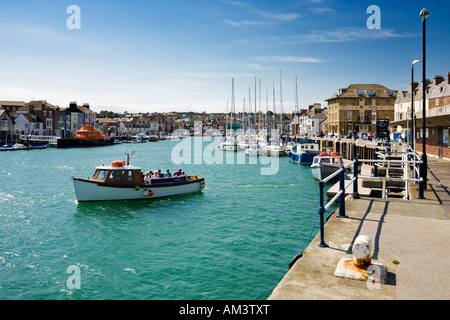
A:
[
  {"left": 418, "top": 161, "right": 425, "bottom": 199},
  {"left": 337, "top": 167, "right": 347, "bottom": 218},
  {"left": 353, "top": 158, "right": 359, "bottom": 196},
  {"left": 318, "top": 181, "right": 328, "bottom": 248},
  {"left": 374, "top": 149, "right": 378, "bottom": 177}
]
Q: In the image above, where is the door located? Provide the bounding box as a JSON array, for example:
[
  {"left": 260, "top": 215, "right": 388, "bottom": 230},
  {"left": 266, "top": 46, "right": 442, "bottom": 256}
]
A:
[{"left": 438, "top": 126, "right": 443, "bottom": 158}]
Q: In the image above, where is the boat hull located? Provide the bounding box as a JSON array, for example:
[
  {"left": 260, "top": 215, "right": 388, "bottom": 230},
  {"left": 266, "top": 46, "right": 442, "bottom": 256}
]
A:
[
  {"left": 57, "top": 138, "right": 115, "bottom": 148},
  {"left": 72, "top": 176, "right": 205, "bottom": 202},
  {"left": 311, "top": 165, "right": 340, "bottom": 181},
  {"left": 289, "top": 151, "right": 319, "bottom": 164}
]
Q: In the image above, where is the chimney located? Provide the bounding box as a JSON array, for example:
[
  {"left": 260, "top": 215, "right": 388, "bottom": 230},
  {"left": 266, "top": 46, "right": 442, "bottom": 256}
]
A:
[
  {"left": 83, "top": 103, "right": 90, "bottom": 109},
  {"left": 447, "top": 72, "right": 450, "bottom": 83},
  {"left": 434, "top": 75, "right": 444, "bottom": 86},
  {"left": 69, "top": 101, "right": 77, "bottom": 109}
]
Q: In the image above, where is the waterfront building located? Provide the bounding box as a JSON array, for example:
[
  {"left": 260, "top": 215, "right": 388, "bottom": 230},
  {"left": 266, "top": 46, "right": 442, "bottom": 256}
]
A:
[
  {"left": 64, "top": 102, "right": 97, "bottom": 137},
  {"left": 0, "top": 101, "right": 27, "bottom": 114},
  {"left": 13, "top": 113, "right": 43, "bottom": 136},
  {"left": 0, "top": 109, "right": 15, "bottom": 143},
  {"left": 325, "top": 84, "right": 397, "bottom": 137},
  {"left": 392, "top": 72, "right": 450, "bottom": 159},
  {"left": 24, "top": 100, "right": 60, "bottom": 136}
]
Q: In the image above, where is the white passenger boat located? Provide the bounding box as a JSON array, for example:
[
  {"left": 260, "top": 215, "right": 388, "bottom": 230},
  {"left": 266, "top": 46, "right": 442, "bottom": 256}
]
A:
[
  {"left": 72, "top": 158, "right": 205, "bottom": 202},
  {"left": 311, "top": 152, "right": 345, "bottom": 181}
]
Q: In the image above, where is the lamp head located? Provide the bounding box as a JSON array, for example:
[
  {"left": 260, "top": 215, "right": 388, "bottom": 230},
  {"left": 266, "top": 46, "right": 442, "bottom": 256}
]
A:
[
  {"left": 420, "top": 8, "right": 429, "bottom": 19},
  {"left": 412, "top": 60, "right": 421, "bottom": 65}
]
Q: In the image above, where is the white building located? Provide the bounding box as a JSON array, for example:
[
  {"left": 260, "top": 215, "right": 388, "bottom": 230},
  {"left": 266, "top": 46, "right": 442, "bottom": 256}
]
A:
[{"left": 14, "top": 113, "right": 44, "bottom": 136}]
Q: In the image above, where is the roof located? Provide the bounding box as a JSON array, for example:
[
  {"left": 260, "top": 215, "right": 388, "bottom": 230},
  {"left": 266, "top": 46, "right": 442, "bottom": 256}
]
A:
[
  {"left": 0, "top": 109, "right": 15, "bottom": 124},
  {"left": 325, "top": 84, "right": 397, "bottom": 101},
  {"left": 0, "top": 100, "right": 27, "bottom": 107}
]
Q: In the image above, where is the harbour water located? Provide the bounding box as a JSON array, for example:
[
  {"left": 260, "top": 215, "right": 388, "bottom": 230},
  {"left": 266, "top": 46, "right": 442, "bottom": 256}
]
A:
[{"left": 0, "top": 137, "right": 337, "bottom": 300}]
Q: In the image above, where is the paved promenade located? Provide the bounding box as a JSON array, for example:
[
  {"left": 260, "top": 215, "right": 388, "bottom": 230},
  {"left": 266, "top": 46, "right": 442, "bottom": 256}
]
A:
[{"left": 269, "top": 158, "right": 450, "bottom": 300}]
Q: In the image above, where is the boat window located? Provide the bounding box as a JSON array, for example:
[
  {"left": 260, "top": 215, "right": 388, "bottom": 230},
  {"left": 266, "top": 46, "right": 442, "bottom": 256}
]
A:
[
  {"left": 122, "top": 170, "right": 133, "bottom": 182},
  {"left": 321, "top": 158, "right": 331, "bottom": 164},
  {"left": 313, "top": 158, "right": 320, "bottom": 164},
  {"left": 97, "top": 170, "right": 108, "bottom": 180}
]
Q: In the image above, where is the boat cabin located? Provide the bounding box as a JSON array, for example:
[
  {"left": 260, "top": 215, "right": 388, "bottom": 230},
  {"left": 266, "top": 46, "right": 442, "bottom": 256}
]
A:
[
  {"left": 90, "top": 163, "right": 143, "bottom": 186},
  {"left": 312, "top": 152, "right": 344, "bottom": 166},
  {"left": 297, "top": 142, "right": 319, "bottom": 153}
]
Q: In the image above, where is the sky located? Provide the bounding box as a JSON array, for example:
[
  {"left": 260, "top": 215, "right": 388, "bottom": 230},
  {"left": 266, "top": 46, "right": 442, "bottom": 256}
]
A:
[{"left": 0, "top": 0, "right": 449, "bottom": 114}]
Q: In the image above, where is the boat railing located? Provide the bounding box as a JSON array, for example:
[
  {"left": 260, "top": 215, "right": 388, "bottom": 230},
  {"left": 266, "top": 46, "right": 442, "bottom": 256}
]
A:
[
  {"left": 315, "top": 155, "right": 425, "bottom": 248},
  {"left": 20, "top": 135, "right": 60, "bottom": 144}
]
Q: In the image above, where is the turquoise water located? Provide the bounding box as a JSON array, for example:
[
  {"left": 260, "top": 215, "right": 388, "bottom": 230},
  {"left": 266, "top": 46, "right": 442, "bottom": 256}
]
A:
[{"left": 0, "top": 137, "right": 337, "bottom": 300}]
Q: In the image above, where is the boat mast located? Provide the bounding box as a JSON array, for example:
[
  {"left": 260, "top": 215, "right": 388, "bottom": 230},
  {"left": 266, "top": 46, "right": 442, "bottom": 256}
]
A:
[
  {"left": 273, "top": 83, "right": 276, "bottom": 134},
  {"left": 230, "top": 78, "right": 235, "bottom": 139},
  {"left": 242, "top": 98, "right": 246, "bottom": 133},
  {"left": 254, "top": 76, "right": 257, "bottom": 132},
  {"left": 258, "top": 78, "right": 262, "bottom": 134},
  {"left": 295, "top": 76, "right": 299, "bottom": 141},
  {"left": 279, "top": 70, "right": 284, "bottom": 137},
  {"left": 265, "top": 87, "right": 269, "bottom": 141},
  {"left": 248, "top": 86, "right": 252, "bottom": 133}
]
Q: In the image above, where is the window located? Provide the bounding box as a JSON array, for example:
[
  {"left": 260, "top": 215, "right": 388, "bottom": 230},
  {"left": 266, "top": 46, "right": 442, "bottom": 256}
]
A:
[
  {"left": 385, "top": 90, "right": 395, "bottom": 97},
  {"left": 366, "top": 90, "right": 377, "bottom": 97},
  {"left": 435, "top": 98, "right": 439, "bottom": 106}
]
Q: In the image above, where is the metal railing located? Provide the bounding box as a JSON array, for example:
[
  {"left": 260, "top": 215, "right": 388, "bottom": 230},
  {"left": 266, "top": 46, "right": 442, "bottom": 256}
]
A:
[{"left": 316, "top": 151, "right": 424, "bottom": 248}]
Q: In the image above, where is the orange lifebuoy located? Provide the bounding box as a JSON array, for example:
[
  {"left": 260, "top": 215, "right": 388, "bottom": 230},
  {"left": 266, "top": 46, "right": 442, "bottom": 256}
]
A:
[
  {"left": 330, "top": 152, "right": 341, "bottom": 157},
  {"left": 111, "top": 160, "right": 126, "bottom": 167}
]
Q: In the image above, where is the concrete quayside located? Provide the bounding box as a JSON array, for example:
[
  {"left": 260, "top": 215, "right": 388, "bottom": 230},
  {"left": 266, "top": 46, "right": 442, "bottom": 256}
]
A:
[{"left": 269, "top": 145, "right": 450, "bottom": 300}]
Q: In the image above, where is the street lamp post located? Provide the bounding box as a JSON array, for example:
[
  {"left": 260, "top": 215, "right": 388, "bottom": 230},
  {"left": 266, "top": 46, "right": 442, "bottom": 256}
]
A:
[
  {"left": 411, "top": 60, "right": 420, "bottom": 154},
  {"left": 420, "top": 8, "right": 429, "bottom": 191}
]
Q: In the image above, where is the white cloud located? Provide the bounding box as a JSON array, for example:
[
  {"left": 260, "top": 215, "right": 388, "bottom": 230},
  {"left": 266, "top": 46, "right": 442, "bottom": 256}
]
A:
[
  {"left": 270, "top": 27, "right": 416, "bottom": 44},
  {"left": 223, "top": 19, "right": 270, "bottom": 27},
  {"left": 256, "top": 56, "right": 325, "bottom": 63}
]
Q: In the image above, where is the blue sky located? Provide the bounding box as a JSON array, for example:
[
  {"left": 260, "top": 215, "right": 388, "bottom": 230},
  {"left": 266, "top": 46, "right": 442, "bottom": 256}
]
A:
[{"left": 0, "top": 0, "right": 449, "bottom": 114}]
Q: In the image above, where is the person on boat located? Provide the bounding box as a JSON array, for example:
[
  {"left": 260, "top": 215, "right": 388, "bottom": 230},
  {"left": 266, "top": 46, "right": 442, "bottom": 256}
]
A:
[
  {"left": 164, "top": 169, "right": 172, "bottom": 178},
  {"left": 158, "top": 169, "right": 164, "bottom": 178},
  {"left": 175, "top": 169, "right": 182, "bottom": 176},
  {"left": 152, "top": 171, "right": 160, "bottom": 179},
  {"left": 144, "top": 172, "right": 152, "bottom": 184}
]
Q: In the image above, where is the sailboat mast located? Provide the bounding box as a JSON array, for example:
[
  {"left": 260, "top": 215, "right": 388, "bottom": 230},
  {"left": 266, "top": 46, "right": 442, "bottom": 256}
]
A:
[
  {"left": 279, "top": 70, "right": 283, "bottom": 136},
  {"left": 258, "top": 78, "right": 261, "bottom": 134},
  {"left": 273, "top": 83, "right": 276, "bottom": 132},
  {"left": 231, "top": 78, "right": 235, "bottom": 137},
  {"left": 295, "top": 76, "right": 299, "bottom": 139}
]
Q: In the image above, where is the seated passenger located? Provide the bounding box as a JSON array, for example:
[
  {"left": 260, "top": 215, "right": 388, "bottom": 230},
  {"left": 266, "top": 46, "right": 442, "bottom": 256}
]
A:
[
  {"left": 175, "top": 169, "right": 182, "bottom": 176},
  {"left": 152, "top": 170, "right": 160, "bottom": 179},
  {"left": 164, "top": 169, "right": 172, "bottom": 178},
  {"left": 144, "top": 172, "right": 152, "bottom": 184},
  {"left": 158, "top": 169, "right": 164, "bottom": 178}
]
